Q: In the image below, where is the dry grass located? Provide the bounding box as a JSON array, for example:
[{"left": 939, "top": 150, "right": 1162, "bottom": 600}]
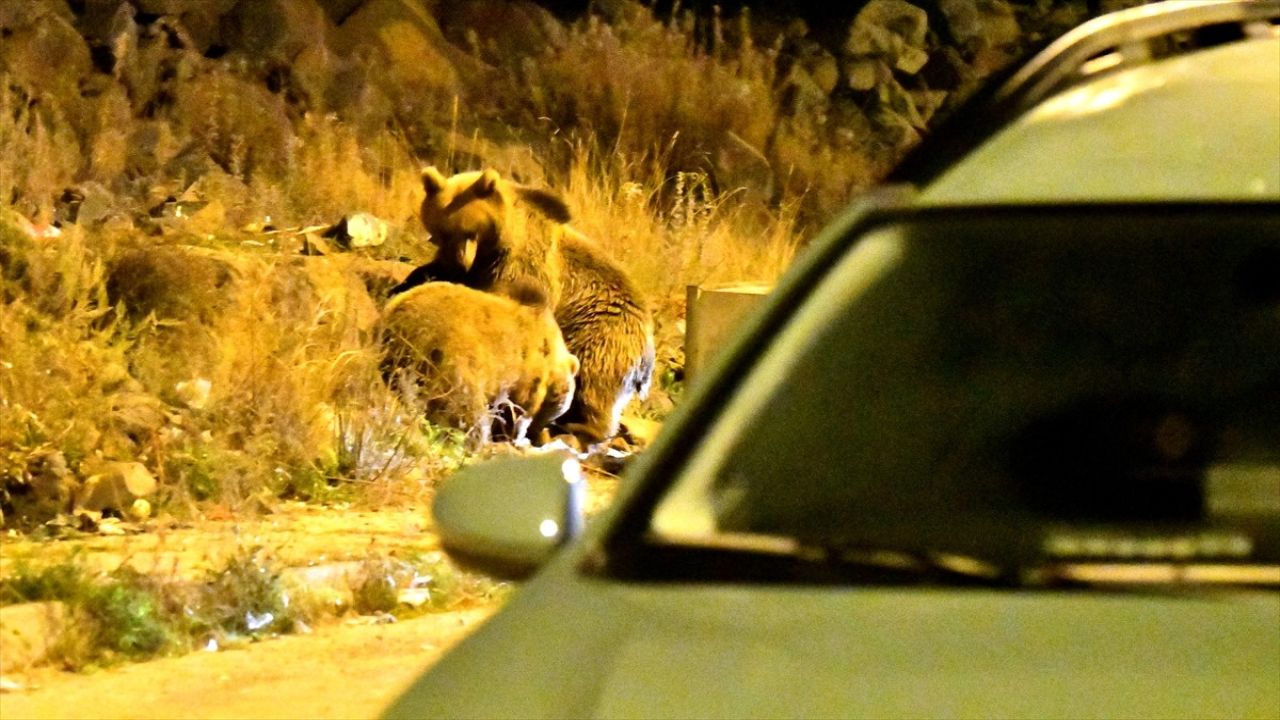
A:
[
  {"left": 522, "top": 11, "right": 779, "bottom": 170},
  {"left": 0, "top": 82, "right": 83, "bottom": 223},
  {"left": 0, "top": 2, "right": 854, "bottom": 527}
]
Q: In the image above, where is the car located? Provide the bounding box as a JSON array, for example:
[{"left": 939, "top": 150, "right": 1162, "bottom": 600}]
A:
[{"left": 386, "top": 2, "right": 1280, "bottom": 718}]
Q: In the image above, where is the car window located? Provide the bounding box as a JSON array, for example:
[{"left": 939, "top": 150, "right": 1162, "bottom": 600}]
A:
[
  {"left": 650, "top": 207, "right": 1280, "bottom": 574},
  {"left": 918, "top": 36, "right": 1280, "bottom": 204}
]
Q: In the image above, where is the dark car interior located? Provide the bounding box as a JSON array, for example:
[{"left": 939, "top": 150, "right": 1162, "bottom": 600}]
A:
[{"left": 608, "top": 202, "right": 1280, "bottom": 585}]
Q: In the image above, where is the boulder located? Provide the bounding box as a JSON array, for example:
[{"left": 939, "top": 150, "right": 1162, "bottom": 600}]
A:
[
  {"left": 844, "top": 0, "right": 931, "bottom": 75},
  {"left": 322, "top": 212, "right": 389, "bottom": 250},
  {"left": 106, "top": 244, "right": 243, "bottom": 324},
  {"left": 220, "top": 0, "right": 331, "bottom": 63},
  {"left": 171, "top": 67, "right": 296, "bottom": 179},
  {"left": 939, "top": 0, "right": 1022, "bottom": 52},
  {"left": 435, "top": 0, "right": 567, "bottom": 61},
  {"left": 74, "top": 461, "right": 158, "bottom": 515},
  {"left": 0, "top": 7, "right": 93, "bottom": 101},
  {"left": 329, "top": 0, "right": 463, "bottom": 100},
  {"left": 1, "top": 450, "right": 78, "bottom": 527}
]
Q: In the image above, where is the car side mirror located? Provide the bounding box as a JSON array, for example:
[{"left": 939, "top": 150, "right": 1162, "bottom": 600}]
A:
[{"left": 432, "top": 453, "right": 587, "bottom": 579}]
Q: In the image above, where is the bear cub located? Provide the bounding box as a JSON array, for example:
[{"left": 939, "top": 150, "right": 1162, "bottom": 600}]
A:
[
  {"left": 378, "top": 280, "right": 579, "bottom": 445},
  {"left": 392, "top": 167, "right": 655, "bottom": 449}
]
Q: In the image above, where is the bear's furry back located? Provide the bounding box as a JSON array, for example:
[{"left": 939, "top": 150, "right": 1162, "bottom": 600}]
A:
[
  {"left": 553, "top": 230, "right": 655, "bottom": 441},
  {"left": 377, "top": 282, "right": 575, "bottom": 442}
]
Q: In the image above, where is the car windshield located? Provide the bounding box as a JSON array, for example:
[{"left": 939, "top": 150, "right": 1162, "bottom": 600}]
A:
[{"left": 648, "top": 206, "right": 1280, "bottom": 585}]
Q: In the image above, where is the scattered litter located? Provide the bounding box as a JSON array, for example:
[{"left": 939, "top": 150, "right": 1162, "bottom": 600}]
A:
[
  {"left": 323, "top": 212, "right": 388, "bottom": 249},
  {"left": 0, "top": 676, "right": 25, "bottom": 693},
  {"left": 398, "top": 588, "right": 431, "bottom": 607},
  {"left": 175, "top": 378, "right": 212, "bottom": 410},
  {"left": 534, "top": 438, "right": 579, "bottom": 455},
  {"left": 245, "top": 611, "right": 274, "bottom": 632},
  {"left": 97, "top": 517, "right": 128, "bottom": 535}
]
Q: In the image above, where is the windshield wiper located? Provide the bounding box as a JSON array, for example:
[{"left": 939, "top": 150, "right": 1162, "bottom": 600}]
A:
[
  {"left": 637, "top": 531, "right": 1019, "bottom": 586},
  {"left": 791, "top": 541, "right": 1019, "bottom": 587}
]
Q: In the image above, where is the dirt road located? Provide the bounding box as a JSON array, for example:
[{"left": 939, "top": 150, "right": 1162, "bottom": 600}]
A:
[{"left": 0, "top": 606, "right": 494, "bottom": 719}]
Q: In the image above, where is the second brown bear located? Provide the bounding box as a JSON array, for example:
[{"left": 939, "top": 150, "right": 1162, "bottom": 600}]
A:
[
  {"left": 378, "top": 280, "right": 580, "bottom": 445},
  {"left": 393, "top": 167, "right": 655, "bottom": 448}
]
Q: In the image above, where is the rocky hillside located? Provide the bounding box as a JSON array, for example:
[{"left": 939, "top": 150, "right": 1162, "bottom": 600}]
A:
[
  {"left": 2, "top": 0, "right": 1133, "bottom": 228},
  {"left": 1, "top": 0, "right": 1144, "bottom": 529}
]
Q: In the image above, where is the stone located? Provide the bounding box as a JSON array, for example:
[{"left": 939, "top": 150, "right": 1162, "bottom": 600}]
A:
[
  {"left": 435, "top": 0, "right": 566, "bottom": 61},
  {"left": 845, "top": 0, "right": 931, "bottom": 75},
  {"left": 329, "top": 0, "right": 462, "bottom": 98},
  {"left": 75, "top": 461, "right": 158, "bottom": 516},
  {"left": 0, "top": 7, "right": 93, "bottom": 100},
  {"left": 0, "top": 602, "right": 67, "bottom": 673},
  {"left": 220, "top": 0, "right": 331, "bottom": 63},
  {"left": 939, "top": 0, "right": 1022, "bottom": 51}
]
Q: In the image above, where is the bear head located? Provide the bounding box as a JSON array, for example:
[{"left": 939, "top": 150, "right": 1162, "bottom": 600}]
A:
[{"left": 419, "top": 166, "right": 573, "bottom": 277}]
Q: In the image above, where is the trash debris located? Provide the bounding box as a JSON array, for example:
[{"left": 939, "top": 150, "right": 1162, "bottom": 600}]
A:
[
  {"left": 398, "top": 588, "right": 431, "bottom": 607},
  {"left": 322, "top": 212, "right": 388, "bottom": 249},
  {"left": 244, "top": 611, "right": 275, "bottom": 632},
  {"left": 175, "top": 378, "right": 213, "bottom": 410},
  {"left": 0, "top": 676, "right": 26, "bottom": 693}
]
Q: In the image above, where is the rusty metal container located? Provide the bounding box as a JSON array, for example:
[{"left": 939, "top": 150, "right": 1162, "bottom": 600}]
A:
[{"left": 684, "top": 282, "right": 773, "bottom": 382}]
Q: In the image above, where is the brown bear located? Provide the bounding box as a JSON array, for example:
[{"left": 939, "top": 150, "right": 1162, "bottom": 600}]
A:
[
  {"left": 392, "top": 167, "right": 655, "bottom": 448},
  {"left": 377, "top": 280, "right": 579, "bottom": 445}
]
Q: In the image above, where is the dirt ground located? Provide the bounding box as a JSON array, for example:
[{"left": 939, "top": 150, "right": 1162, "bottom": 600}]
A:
[
  {"left": 0, "top": 606, "right": 495, "bottom": 719},
  {"left": 0, "top": 504, "right": 497, "bottom": 719},
  {"left": 0, "top": 504, "right": 447, "bottom": 583},
  {"left": 0, "top": 464, "right": 622, "bottom": 719}
]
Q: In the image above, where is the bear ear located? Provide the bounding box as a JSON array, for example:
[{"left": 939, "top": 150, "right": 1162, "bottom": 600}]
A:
[
  {"left": 566, "top": 353, "right": 580, "bottom": 377},
  {"left": 513, "top": 185, "right": 572, "bottom": 224},
  {"left": 473, "top": 169, "right": 501, "bottom": 197},
  {"left": 422, "top": 167, "right": 447, "bottom": 195}
]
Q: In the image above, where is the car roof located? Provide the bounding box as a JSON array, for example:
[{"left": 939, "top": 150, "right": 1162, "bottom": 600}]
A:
[
  {"left": 918, "top": 34, "right": 1280, "bottom": 203},
  {"left": 885, "top": 0, "right": 1280, "bottom": 201}
]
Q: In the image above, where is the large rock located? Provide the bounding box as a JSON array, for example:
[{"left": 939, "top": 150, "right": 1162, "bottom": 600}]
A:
[
  {"left": 220, "top": 0, "right": 331, "bottom": 63},
  {"left": 435, "top": 0, "right": 567, "bottom": 61},
  {"left": 107, "top": 244, "right": 243, "bottom": 324},
  {"left": 0, "top": 6, "right": 93, "bottom": 101},
  {"left": 0, "top": 1, "right": 73, "bottom": 29},
  {"left": 844, "top": 0, "right": 931, "bottom": 76},
  {"left": 171, "top": 67, "right": 296, "bottom": 178},
  {"left": 74, "top": 461, "right": 158, "bottom": 515},
  {"left": 329, "top": 0, "right": 462, "bottom": 99},
  {"left": 1, "top": 450, "right": 78, "bottom": 527},
  {"left": 939, "top": 0, "right": 1021, "bottom": 52}
]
